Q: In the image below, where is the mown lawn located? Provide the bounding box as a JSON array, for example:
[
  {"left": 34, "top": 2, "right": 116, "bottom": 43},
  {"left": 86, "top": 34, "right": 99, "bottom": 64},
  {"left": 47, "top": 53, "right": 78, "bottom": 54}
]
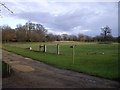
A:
[{"left": 2, "top": 42, "right": 119, "bottom": 80}]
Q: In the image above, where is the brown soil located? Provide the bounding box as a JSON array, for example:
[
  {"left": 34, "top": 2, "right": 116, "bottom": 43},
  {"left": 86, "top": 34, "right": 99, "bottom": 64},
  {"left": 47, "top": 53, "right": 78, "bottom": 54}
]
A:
[{"left": 2, "top": 50, "right": 120, "bottom": 88}]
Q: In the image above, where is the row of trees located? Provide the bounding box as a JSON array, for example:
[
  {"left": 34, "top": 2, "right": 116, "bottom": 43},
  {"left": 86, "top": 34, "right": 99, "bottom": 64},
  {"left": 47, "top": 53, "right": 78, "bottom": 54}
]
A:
[
  {"left": 2, "top": 22, "right": 47, "bottom": 42},
  {"left": 1, "top": 21, "right": 120, "bottom": 42}
]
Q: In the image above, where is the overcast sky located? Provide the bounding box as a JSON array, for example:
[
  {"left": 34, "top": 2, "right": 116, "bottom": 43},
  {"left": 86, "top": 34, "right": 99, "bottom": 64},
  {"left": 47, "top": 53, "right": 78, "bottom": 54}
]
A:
[{"left": 0, "top": 0, "right": 119, "bottom": 37}]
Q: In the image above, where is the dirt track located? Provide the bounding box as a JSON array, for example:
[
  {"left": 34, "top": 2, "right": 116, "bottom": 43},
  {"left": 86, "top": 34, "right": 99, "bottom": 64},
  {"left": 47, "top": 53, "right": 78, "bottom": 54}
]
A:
[{"left": 2, "top": 50, "right": 120, "bottom": 88}]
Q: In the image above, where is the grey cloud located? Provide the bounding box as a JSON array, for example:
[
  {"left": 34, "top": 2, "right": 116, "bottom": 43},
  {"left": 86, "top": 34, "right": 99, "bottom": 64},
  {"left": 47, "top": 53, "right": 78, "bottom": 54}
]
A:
[
  {"left": 11, "top": 2, "right": 118, "bottom": 36},
  {"left": 13, "top": 12, "right": 53, "bottom": 23}
]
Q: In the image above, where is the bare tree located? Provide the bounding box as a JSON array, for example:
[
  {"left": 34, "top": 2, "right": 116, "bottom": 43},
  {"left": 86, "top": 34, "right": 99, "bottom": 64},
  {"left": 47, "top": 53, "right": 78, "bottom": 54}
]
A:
[
  {"left": 46, "top": 33, "right": 55, "bottom": 41},
  {"left": 24, "top": 21, "right": 47, "bottom": 42},
  {"left": 16, "top": 24, "right": 27, "bottom": 42},
  {"left": 2, "top": 25, "right": 16, "bottom": 42},
  {"left": 62, "top": 34, "right": 69, "bottom": 41},
  {"left": 78, "top": 34, "right": 86, "bottom": 42},
  {"left": 55, "top": 35, "right": 62, "bottom": 41},
  {"left": 101, "top": 25, "right": 111, "bottom": 41}
]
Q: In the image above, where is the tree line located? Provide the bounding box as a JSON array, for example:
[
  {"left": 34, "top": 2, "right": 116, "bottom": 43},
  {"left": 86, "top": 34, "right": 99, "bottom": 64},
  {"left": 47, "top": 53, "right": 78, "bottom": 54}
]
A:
[{"left": 1, "top": 21, "right": 120, "bottom": 43}]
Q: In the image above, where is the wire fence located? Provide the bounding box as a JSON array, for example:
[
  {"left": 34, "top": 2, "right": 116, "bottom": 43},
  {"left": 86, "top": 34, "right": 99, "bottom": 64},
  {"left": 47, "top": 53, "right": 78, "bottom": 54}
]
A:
[{"left": 8, "top": 42, "right": 118, "bottom": 56}]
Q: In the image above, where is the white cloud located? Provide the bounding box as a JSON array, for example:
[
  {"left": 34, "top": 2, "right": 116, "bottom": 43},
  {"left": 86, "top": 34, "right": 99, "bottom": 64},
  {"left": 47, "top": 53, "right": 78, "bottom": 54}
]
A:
[
  {"left": 0, "top": 16, "right": 27, "bottom": 28},
  {"left": 72, "top": 26, "right": 91, "bottom": 35},
  {"left": 47, "top": 29, "right": 70, "bottom": 35}
]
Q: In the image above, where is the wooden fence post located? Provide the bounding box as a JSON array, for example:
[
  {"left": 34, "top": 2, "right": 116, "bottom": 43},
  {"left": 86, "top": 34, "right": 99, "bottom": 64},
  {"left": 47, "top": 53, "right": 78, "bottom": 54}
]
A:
[
  {"left": 39, "top": 45, "right": 42, "bottom": 52},
  {"left": 57, "top": 44, "right": 60, "bottom": 55},
  {"left": 44, "top": 44, "right": 46, "bottom": 52},
  {"left": 72, "top": 45, "right": 75, "bottom": 64},
  {"left": 70, "top": 45, "right": 75, "bottom": 64},
  {"left": 39, "top": 45, "right": 41, "bottom": 51}
]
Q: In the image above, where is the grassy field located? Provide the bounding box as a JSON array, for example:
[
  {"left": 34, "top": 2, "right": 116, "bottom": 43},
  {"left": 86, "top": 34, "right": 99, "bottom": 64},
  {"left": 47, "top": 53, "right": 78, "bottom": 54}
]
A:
[{"left": 3, "top": 42, "right": 119, "bottom": 80}]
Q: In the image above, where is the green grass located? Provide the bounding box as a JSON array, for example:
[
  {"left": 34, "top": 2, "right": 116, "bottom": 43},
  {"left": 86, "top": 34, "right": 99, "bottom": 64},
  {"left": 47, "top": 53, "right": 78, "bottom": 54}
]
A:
[{"left": 2, "top": 42, "right": 119, "bottom": 80}]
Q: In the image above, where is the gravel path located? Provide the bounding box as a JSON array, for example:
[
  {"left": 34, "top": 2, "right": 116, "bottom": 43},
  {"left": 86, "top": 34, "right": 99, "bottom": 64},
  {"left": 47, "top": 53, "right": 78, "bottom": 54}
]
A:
[{"left": 2, "top": 50, "right": 120, "bottom": 88}]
